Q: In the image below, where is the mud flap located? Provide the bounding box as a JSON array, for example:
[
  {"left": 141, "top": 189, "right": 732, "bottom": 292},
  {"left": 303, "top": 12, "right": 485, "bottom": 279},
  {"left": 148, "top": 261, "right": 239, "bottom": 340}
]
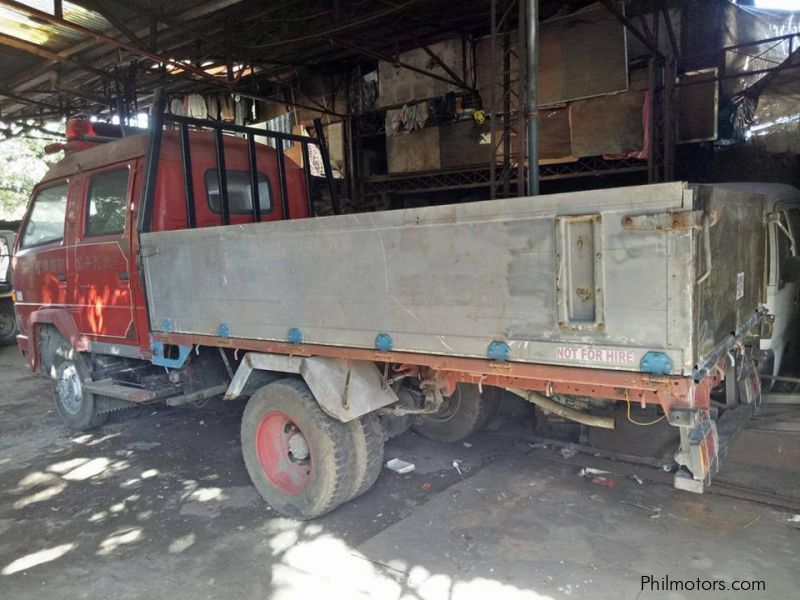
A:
[{"left": 671, "top": 410, "right": 719, "bottom": 494}]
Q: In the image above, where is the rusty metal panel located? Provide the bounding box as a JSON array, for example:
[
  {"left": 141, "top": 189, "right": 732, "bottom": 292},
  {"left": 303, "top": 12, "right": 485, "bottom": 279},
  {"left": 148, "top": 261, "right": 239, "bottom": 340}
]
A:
[
  {"left": 692, "top": 185, "right": 767, "bottom": 363},
  {"left": 386, "top": 127, "right": 441, "bottom": 174},
  {"left": 539, "top": 4, "right": 629, "bottom": 106},
  {"left": 677, "top": 69, "right": 719, "bottom": 144},
  {"left": 140, "top": 182, "right": 766, "bottom": 376},
  {"left": 569, "top": 89, "right": 646, "bottom": 157},
  {"left": 376, "top": 38, "right": 465, "bottom": 108}
]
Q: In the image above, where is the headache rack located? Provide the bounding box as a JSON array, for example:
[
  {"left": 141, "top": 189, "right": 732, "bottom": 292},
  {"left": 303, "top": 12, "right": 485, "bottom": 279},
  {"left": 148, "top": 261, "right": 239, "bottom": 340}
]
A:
[{"left": 137, "top": 88, "right": 339, "bottom": 233}]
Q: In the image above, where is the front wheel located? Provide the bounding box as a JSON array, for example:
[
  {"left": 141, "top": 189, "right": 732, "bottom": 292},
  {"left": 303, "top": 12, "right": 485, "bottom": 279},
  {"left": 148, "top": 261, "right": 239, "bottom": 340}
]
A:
[
  {"left": 49, "top": 332, "right": 108, "bottom": 431},
  {"left": 241, "top": 378, "right": 358, "bottom": 519}
]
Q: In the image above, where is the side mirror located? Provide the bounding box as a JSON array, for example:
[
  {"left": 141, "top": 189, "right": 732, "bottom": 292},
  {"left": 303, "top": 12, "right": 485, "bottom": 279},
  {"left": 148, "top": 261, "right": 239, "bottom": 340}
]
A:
[{"left": 781, "top": 255, "right": 800, "bottom": 284}]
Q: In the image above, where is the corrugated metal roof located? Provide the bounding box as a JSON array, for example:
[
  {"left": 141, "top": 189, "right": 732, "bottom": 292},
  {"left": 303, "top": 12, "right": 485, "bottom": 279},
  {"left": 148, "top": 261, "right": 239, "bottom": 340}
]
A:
[
  {"left": 0, "top": 0, "right": 580, "bottom": 124},
  {"left": 0, "top": 1, "right": 111, "bottom": 52}
]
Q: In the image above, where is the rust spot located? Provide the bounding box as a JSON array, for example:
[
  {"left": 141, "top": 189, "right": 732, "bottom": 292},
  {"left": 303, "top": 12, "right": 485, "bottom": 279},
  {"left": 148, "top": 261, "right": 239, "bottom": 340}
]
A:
[{"left": 575, "top": 287, "right": 593, "bottom": 303}]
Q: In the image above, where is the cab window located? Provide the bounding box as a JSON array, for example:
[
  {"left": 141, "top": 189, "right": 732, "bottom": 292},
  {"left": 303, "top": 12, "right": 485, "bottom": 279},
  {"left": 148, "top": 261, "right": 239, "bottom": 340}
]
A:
[
  {"left": 774, "top": 209, "right": 800, "bottom": 289},
  {"left": 86, "top": 168, "right": 130, "bottom": 237},
  {"left": 205, "top": 170, "right": 272, "bottom": 215},
  {"left": 20, "top": 183, "right": 68, "bottom": 249}
]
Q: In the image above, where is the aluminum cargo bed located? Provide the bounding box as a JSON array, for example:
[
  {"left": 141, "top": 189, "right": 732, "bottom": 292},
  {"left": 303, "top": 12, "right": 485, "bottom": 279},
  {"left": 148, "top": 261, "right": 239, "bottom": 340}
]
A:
[{"left": 140, "top": 182, "right": 766, "bottom": 376}]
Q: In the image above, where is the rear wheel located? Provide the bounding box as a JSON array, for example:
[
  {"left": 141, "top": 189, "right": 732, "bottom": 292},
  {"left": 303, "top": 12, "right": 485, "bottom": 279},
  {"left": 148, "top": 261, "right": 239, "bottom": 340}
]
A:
[
  {"left": 346, "top": 412, "right": 385, "bottom": 501},
  {"left": 0, "top": 299, "right": 16, "bottom": 345},
  {"left": 412, "top": 383, "right": 498, "bottom": 443},
  {"left": 47, "top": 330, "right": 108, "bottom": 431},
  {"left": 241, "top": 378, "right": 357, "bottom": 519}
]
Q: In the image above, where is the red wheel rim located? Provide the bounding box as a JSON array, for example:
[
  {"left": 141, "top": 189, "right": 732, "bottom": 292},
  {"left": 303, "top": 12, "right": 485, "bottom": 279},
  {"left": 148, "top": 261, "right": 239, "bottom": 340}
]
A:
[{"left": 255, "top": 411, "right": 312, "bottom": 495}]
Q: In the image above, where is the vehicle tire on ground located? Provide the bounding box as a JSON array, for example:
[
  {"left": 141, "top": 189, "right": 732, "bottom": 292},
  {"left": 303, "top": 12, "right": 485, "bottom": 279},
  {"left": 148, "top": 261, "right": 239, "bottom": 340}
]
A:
[
  {"left": 412, "top": 383, "right": 498, "bottom": 443},
  {"left": 47, "top": 329, "right": 108, "bottom": 431},
  {"left": 345, "top": 412, "right": 385, "bottom": 501},
  {"left": 0, "top": 299, "right": 16, "bottom": 345},
  {"left": 241, "top": 377, "right": 358, "bottom": 519}
]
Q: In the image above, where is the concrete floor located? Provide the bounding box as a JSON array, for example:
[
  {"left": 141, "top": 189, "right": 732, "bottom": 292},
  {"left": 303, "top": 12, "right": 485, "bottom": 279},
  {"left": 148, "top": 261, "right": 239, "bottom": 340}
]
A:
[{"left": 1, "top": 345, "right": 798, "bottom": 600}]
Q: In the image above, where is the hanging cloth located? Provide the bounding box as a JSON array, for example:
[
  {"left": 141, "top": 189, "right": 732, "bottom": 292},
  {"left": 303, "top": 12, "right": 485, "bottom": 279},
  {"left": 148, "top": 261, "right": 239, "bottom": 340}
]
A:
[
  {"left": 206, "top": 95, "right": 219, "bottom": 120},
  {"left": 220, "top": 95, "right": 235, "bottom": 122},
  {"left": 187, "top": 94, "right": 207, "bottom": 119},
  {"left": 234, "top": 95, "right": 246, "bottom": 126},
  {"left": 170, "top": 97, "right": 186, "bottom": 116}
]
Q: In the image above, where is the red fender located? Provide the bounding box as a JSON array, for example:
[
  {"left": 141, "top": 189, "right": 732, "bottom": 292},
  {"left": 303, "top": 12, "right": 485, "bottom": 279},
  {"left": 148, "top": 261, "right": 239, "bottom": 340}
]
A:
[{"left": 27, "top": 308, "right": 84, "bottom": 372}]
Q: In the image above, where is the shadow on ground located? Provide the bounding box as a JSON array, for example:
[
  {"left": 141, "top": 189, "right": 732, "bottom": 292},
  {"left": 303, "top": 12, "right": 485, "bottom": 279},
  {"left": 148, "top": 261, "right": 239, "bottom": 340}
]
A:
[{"left": 1, "top": 345, "right": 798, "bottom": 600}]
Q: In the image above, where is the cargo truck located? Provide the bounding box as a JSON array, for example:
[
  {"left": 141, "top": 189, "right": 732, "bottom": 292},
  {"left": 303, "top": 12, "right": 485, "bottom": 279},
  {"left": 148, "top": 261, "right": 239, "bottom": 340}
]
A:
[{"left": 11, "top": 96, "right": 797, "bottom": 518}]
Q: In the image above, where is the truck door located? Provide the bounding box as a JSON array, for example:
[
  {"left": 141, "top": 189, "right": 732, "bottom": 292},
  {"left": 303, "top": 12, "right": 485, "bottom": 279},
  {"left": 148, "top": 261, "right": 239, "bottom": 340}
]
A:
[
  {"left": 13, "top": 181, "right": 71, "bottom": 337},
  {"left": 71, "top": 163, "right": 136, "bottom": 342}
]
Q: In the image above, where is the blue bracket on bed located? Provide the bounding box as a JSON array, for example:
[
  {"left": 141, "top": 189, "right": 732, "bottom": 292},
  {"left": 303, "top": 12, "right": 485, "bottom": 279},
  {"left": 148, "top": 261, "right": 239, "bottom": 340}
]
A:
[
  {"left": 287, "top": 328, "right": 303, "bottom": 344},
  {"left": 375, "top": 332, "right": 394, "bottom": 352},
  {"left": 217, "top": 323, "right": 230, "bottom": 338},
  {"left": 487, "top": 340, "right": 510, "bottom": 361},
  {"left": 640, "top": 351, "right": 673, "bottom": 375},
  {"left": 150, "top": 338, "right": 191, "bottom": 369}
]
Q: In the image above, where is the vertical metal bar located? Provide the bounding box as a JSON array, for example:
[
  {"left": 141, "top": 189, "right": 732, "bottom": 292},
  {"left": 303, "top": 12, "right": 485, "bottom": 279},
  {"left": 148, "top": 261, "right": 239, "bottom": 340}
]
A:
[
  {"left": 526, "top": 0, "right": 539, "bottom": 195},
  {"left": 301, "top": 142, "right": 315, "bottom": 217},
  {"left": 647, "top": 58, "right": 657, "bottom": 183},
  {"left": 502, "top": 29, "right": 512, "bottom": 198},
  {"left": 517, "top": 0, "right": 528, "bottom": 196},
  {"left": 247, "top": 132, "right": 261, "bottom": 222},
  {"left": 313, "top": 118, "right": 340, "bottom": 214},
  {"left": 179, "top": 121, "right": 196, "bottom": 228},
  {"left": 214, "top": 125, "right": 230, "bottom": 226},
  {"left": 489, "top": 0, "right": 497, "bottom": 200},
  {"left": 663, "top": 57, "right": 676, "bottom": 182},
  {"left": 343, "top": 75, "right": 353, "bottom": 204},
  {"left": 139, "top": 88, "right": 165, "bottom": 233},
  {"left": 346, "top": 116, "right": 358, "bottom": 207},
  {"left": 275, "top": 139, "right": 290, "bottom": 220}
]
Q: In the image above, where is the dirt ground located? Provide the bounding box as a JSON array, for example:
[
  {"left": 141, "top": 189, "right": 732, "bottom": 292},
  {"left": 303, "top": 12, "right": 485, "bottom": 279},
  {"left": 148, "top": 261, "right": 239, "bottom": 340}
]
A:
[{"left": 1, "top": 344, "right": 798, "bottom": 600}]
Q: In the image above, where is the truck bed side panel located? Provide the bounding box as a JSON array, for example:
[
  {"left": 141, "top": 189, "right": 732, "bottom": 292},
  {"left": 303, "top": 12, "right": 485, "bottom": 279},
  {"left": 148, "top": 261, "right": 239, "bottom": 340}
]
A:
[{"left": 142, "top": 183, "right": 693, "bottom": 372}]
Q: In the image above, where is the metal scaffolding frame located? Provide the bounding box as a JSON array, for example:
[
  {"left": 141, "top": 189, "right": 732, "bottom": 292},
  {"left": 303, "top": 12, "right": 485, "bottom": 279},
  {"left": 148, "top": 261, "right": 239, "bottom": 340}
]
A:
[{"left": 487, "top": 0, "right": 527, "bottom": 199}]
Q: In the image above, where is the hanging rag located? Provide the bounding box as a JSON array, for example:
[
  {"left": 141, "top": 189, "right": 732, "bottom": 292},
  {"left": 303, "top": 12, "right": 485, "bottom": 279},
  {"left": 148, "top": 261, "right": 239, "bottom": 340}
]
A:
[
  {"left": 170, "top": 97, "right": 186, "bottom": 116},
  {"left": 234, "top": 96, "right": 246, "bottom": 126},
  {"left": 404, "top": 102, "right": 428, "bottom": 131},
  {"left": 301, "top": 126, "right": 325, "bottom": 176},
  {"left": 187, "top": 93, "right": 207, "bottom": 119},
  {"left": 386, "top": 102, "right": 428, "bottom": 135},
  {"left": 220, "top": 95, "right": 235, "bottom": 122},
  {"left": 206, "top": 95, "right": 219, "bottom": 120}
]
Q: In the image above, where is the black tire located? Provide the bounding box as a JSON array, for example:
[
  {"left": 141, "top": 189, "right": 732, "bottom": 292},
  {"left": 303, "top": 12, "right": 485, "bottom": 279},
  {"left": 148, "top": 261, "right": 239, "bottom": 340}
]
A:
[
  {"left": 412, "top": 383, "right": 498, "bottom": 443},
  {"left": 241, "top": 378, "right": 357, "bottom": 519},
  {"left": 0, "top": 298, "right": 16, "bottom": 346},
  {"left": 47, "top": 330, "right": 108, "bottom": 431},
  {"left": 346, "top": 412, "right": 385, "bottom": 501}
]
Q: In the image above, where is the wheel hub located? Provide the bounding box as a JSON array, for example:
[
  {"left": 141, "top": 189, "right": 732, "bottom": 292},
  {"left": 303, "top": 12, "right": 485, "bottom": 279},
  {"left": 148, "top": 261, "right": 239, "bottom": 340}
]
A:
[
  {"left": 288, "top": 432, "right": 310, "bottom": 462},
  {"left": 255, "top": 412, "right": 312, "bottom": 495},
  {"left": 56, "top": 363, "right": 83, "bottom": 415}
]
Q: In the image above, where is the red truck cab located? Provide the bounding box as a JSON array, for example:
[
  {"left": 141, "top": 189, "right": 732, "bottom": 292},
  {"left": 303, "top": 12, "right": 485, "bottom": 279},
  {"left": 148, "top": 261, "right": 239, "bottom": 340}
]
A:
[{"left": 13, "top": 120, "right": 310, "bottom": 369}]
